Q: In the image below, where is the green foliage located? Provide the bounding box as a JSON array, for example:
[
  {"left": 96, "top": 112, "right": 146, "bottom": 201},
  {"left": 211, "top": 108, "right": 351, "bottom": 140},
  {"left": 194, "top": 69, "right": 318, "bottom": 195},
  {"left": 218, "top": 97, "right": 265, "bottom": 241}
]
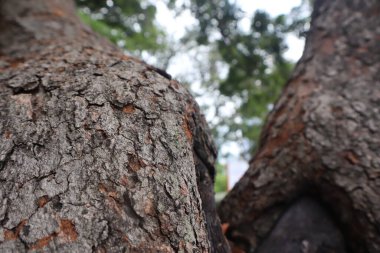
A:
[
  {"left": 214, "top": 163, "right": 227, "bottom": 193},
  {"left": 214, "top": 174, "right": 227, "bottom": 193},
  {"left": 77, "top": 11, "right": 125, "bottom": 44},
  {"left": 76, "top": 0, "right": 167, "bottom": 55},
  {"left": 179, "top": 1, "right": 304, "bottom": 155}
]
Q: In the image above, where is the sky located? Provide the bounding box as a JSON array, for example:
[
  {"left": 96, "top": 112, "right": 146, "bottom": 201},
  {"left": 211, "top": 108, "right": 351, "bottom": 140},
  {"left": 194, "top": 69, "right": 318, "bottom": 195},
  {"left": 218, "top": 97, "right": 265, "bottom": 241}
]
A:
[
  {"left": 154, "top": 0, "right": 305, "bottom": 89},
  {"left": 155, "top": 0, "right": 305, "bottom": 62},
  {"left": 236, "top": 0, "right": 305, "bottom": 61},
  {"left": 154, "top": 0, "right": 306, "bottom": 160}
]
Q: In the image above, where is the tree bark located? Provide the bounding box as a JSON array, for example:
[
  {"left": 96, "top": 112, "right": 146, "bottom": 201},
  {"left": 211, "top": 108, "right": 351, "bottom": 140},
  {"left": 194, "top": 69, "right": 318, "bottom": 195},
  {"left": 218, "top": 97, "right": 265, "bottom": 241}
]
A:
[
  {"left": 219, "top": 0, "right": 380, "bottom": 252},
  {"left": 0, "top": 0, "right": 229, "bottom": 252}
]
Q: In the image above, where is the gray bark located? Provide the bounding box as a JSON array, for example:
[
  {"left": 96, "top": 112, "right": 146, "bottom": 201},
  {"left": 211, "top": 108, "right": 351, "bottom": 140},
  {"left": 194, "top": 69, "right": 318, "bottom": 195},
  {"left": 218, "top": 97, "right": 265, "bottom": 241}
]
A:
[
  {"left": 219, "top": 0, "right": 380, "bottom": 252},
  {"left": 0, "top": 0, "right": 229, "bottom": 252}
]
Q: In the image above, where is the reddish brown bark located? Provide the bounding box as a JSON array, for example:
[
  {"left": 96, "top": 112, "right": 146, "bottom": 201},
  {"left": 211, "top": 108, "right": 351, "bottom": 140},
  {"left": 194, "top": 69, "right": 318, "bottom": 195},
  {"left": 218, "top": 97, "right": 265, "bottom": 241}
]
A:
[{"left": 219, "top": 0, "right": 380, "bottom": 252}]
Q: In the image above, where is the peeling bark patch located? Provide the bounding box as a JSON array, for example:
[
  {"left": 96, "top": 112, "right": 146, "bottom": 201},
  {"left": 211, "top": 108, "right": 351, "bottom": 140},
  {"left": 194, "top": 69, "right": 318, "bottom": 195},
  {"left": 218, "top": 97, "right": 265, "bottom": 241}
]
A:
[
  {"left": 180, "top": 183, "right": 189, "bottom": 196},
  {"left": 257, "top": 75, "right": 316, "bottom": 159},
  {"left": 3, "top": 131, "right": 12, "bottom": 139},
  {"left": 37, "top": 195, "right": 49, "bottom": 208},
  {"left": 344, "top": 151, "right": 360, "bottom": 165},
  {"left": 182, "top": 117, "right": 193, "bottom": 142},
  {"left": 99, "top": 183, "right": 125, "bottom": 217},
  {"left": 119, "top": 175, "right": 129, "bottom": 186},
  {"left": 59, "top": 219, "right": 78, "bottom": 242},
  {"left": 27, "top": 219, "right": 77, "bottom": 250},
  {"left": 143, "top": 198, "right": 155, "bottom": 216},
  {"left": 4, "top": 220, "right": 27, "bottom": 241},
  {"left": 3, "top": 229, "right": 16, "bottom": 241},
  {"left": 29, "top": 234, "right": 55, "bottom": 250},
  {"left": 51, "top": 8, "right": 65, "bottom": 17},
  {"left": 170, "top": 80, "right": 180, "bottom": 90},
  {"left": 98, "top": 183, "right": 117, "bottom": 198},
  {"left": 158, "top": 213, "right": 175, "bottom": 235},
  {"left": 123, "top": 104, "right": 135, "bottom": 114},
  {"left": 106, "top": 196, "right": 125, "bottom": 218},
  {"left": 221, "top": 223, "right": 230, "bottom": 234},
  {"left": 128, "top": 154, "right": 141, "bottom": 172},
  {"left": 259, "top": 119, "right": 304, "bottom": 159}
]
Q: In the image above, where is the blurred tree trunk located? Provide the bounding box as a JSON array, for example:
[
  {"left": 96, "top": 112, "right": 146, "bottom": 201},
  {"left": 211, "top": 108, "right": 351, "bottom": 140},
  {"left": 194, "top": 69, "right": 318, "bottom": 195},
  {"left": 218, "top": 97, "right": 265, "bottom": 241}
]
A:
[
  {"left": 0, "top": 0, "right": 229, "bottom": 252},
  {"left": 219, "top": 0, "right": 380, "bottom": 252}
]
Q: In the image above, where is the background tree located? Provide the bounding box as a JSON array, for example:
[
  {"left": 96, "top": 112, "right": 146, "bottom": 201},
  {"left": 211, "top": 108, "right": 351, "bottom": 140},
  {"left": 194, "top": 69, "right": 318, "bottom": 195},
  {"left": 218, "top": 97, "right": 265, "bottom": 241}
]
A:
[
  {"left": 219, "top": 0, "right": 380, "bottom": 252},
  {"left": 0, "top": 0, "right": 228, "bottom": 252}
]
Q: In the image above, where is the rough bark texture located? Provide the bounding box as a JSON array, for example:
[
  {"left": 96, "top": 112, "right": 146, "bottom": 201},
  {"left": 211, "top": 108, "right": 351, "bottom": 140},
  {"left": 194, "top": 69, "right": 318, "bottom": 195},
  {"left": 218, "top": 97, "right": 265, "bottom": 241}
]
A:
[
  {"left": 219, "top": 0, "right": 380, "bottom": 252},
  {"left": 0, "top": 0, "right": 229, "bottom": 252}
]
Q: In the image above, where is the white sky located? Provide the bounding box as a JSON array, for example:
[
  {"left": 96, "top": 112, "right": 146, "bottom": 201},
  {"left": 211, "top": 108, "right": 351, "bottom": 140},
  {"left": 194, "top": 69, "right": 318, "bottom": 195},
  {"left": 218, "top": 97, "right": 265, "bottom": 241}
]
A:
[
  {"left": 156, "top": 0, "right": 305, "bottom": 62},
  {"left": 239, "top": 0, "right": 305, "bottom": 61},
  {"left": 237, "top": 0, "right": 301, "bottom": 16},
  {"left": 155, "top": 0, "right": 305, "bottom": 84}
]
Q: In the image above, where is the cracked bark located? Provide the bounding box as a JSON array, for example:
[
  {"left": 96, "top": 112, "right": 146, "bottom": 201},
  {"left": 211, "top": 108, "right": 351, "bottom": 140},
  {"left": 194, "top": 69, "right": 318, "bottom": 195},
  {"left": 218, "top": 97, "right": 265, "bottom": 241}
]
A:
[
  {"left": 219, "top": 0, "right": 380, "bottom": 252},
  {"left": 0, "top": 0, "right": 229, "bottom": 252}
]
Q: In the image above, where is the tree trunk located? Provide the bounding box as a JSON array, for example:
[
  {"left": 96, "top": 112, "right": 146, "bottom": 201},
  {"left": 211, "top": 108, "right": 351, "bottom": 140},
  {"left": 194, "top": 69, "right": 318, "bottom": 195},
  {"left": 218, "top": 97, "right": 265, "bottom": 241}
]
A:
[
  {"left": 219, "top": 0, "right": 380, "bottom": 252},
  {"left": 0, "top": 0, "right": 229, "bottom": 252}
]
